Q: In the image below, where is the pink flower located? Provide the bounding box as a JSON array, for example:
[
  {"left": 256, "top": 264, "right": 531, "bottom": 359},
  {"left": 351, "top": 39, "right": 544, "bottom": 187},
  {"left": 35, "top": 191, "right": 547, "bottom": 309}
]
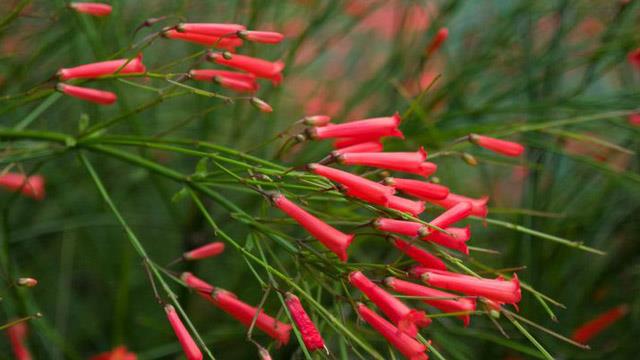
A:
[
  {"left": 238, "top": 30, "right": 285, "bottom": 44},
  {"left": 164, "top": 304, "right": 203, "bottom": 360},
  {"left": 6, "top": 322, "right": 32, "bottom": 360},
  {"left": 332, "top": 141, "right": 383, "bottom": 155},
  {"left": 628, "top": 48, "right": 640, "bottom": 70},
  {"left": 424, "top": 226, "right": 470, "bottom": 254},
  {"left": 57, "top": 83, "right": 117, "bottom": 105},
  {"left": 337, "top": 148, "right": 437, "bottom": 177},
  {"left": 384, "top": 178, "right": 450, "bottom": 200},
  {"left": 207, "top": 52, "right": 284, "bottom": 84},
  {"left": 374, "top": 218, "right": 423, "bottom": 236},
  {"left": 250, "top": 97, "right": 273, "bottom": 113},
  {"left": 308, "top": 163, "right": 395, "bottom": 204},
  {"left": 393, "top": 238, "right": 447, "bottom": 271},
  {"left": 183, "top": 242, "right": 225, "bottom": 261},
  {"left": 356, "top": 303, "right": 428, "bottom": 360},
  {"left": 427, "top": 193, "right": 488, "bottom": 218},
  {"left": 285, "top": 292, "right": 325, "bottom": 351},
  {"left": 0, "top": 173, "right": 45, "bottom": 200},
  {"left": 348, "top": 189, "right": 424, "bottom": 216},
  {"left": 181, "top": 272, "right": 215, "bottom": 294},
  {"left": 385, "top": 277, "right": 476, "bottom": 326},
  {"left": 69, "top": 2, "right": 112, "bottom": 17},
  {"left": 469, "top": 134, "right": 525, "bottom": 157},
  {"left": 57, "top": 54, "right": 146, "bottom": 80},
  {"left": 163, "top": 29, "right": 243, "bottom": 50},
  {"left": 425, "top": 27, "right": 448, "bottom": 56},
  {"left": 310, "top": 113, "right": 403, "bottom": 140},
  {"left": 572, "top": 304, "right": 629, "bottom": 344},
  {"left": 189, "top": 69, "right": 258, "bottom": 92},
  {"left": 273, "top": 194, "right": 354, "bottom": 261},
  {"left": 211, "top": 289, "right": 292, "bottom": 346},
  {"left": 420, "top": 270, "right": 521, "bottom": 305},
  {"left": 177, "top": 23, "right": 246, "bottom": 37},
  {"left": 428, "top": 202, "right": 472, "bottom": 230},
  {"left": 349, "top": 271, "right": 430, "bottom": 336},
  {"left": 333, "top": 136, "right": 383, "bottom": 149}
]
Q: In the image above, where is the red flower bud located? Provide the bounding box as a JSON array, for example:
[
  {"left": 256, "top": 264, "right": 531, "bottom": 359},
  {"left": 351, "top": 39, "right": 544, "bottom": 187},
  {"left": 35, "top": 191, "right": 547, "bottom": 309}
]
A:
[
  {"left": 238, "top": 30, "right": 285, "bottom": 44},
  {"left": 308, "top": 163, "right": 395, "bottom": 204},
  {"left": 428, "top": 202, "right": 472, "bottom": 230},
  {"left": 6, "top": 322, "right": 31, "bottom": 360},
  {"left": 384, "top": 178, "right": 449, "bottom": 200},
  {"left": 424, "top": 226, "right": 470, "bottom": 254},
  {"left": 332, "top": 141, "right": 383, "bottom": 155},
  {"left": 393, "top": 238, "right": 447, "bottom": 271},
  {"left": 333, "top": 136, "right": 383, "bottom": 149},
  {"left": 469, "top": 134, "right": 524, "bottom": 157},
  {"left": 285, "top": 293, "right": 325, "bottom": 351},
  {"left": 311, "top": 113, "right": 403, "bottom": 140},
  {"left": 189, "top": 69, "right": 255, "bottom": 82},
  {"left": 181, "top": 272, "right": 215, "bottom": 294},
  {"left": 572, "top": 304, "right": 629, "bottom": 344},
  {"left": 250, "top": 97, "right": 273, "bottom": 113},
  {"left": 164, "top": 304, "right": 203, "bottom": 360},
  {"left": 207, "top": 52, "right": 284, "bottom": 84},
  {"left": 428, "top": 193, "right": 488, "bottom": 218},
  {"left": 420, "top": 270, "right": 521, "bottom": 304},
  {"left": 69, "top": 2, "right": 112, "bottom": 17},
  {"left": 356, "top": 303, "right": 428, "bottom": 360},
  {"left": 17, "top": 278, "right": 38, "bottom": 288},
  {"left": 347, "top": 188, "right": 424, "bottom": 216},
  {"left": 57, "top": 54, "right": 146, "bottom": 80},
  {"left": 273, "top": 194, "right": 353, "bottom": 261},
  {"left": 57, "top": 83, "right": 117, "bottom": 105},
  {"left": 385, "top": 277, "right": 476, "bottom": 326},
  {"left": 163, "top": 29, "right": 243, "bottom": 50},
  {"left": 349, "top": 271, "right": 430, "bottom": 337},
  {"left": 211, "top": 289, "right": 292, "bottom": 346},
  {"left": 303, "top": 115, "right": 331, "bottom": 126},
  {"left": 0, "top": 173, "right": 45, "bottom": 200},
  {"left": 183, "top": 242, "right": 225, "bottom": 261},
  {"left": 177, "top": 23, "right": 246, "bottom": 37},
  {"left": 425, "top": 27, "right": 448, "bottom": 56}
]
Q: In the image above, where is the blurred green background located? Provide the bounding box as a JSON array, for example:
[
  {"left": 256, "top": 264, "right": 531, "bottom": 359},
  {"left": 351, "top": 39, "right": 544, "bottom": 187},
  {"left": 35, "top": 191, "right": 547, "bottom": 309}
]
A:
[{"left": 1, "top": 0, "right": 639, "bottom": 359}]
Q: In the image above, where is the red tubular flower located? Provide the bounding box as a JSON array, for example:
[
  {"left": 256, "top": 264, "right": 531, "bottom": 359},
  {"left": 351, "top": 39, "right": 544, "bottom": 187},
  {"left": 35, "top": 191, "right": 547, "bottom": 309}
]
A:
[
  {"left": 332, "top": 141, "right": 383, "bottom": 155},
  {"left": 333, "top": 136, "right": 383, "bottom": 149},
  {"left": 303, "top": 115, "right": 332, "bottom": 127},
  {"left": 427, "top": 202, "right": 473, "bottom": 230},
  {"left": 207, "top": 52, "right": 284, "bottom": 84},
  {"left": 57, "top": 83, "right": 117, "bottom": 105},
  {"left": 384, "top": 195, "right": 426, "bottom": 216},
  {"left": 420, "top": 270, "right": 521, "bottom": 304},
  {"left": 285, "top": 292, "right": 325, "bottom": 351},
  {"left": 384, "top": 178, "right": 450, "bottom": 200},
  {"left": 57, "top": 54, "right": 146, "bottom": 80},
  {"left": 211, "top": 289, "right": 292, "bottom": 346},
  {"left": 310, "top": 113, "right": 403, "bottom": 140},
  {"left": 70, "top": 2, "right": 112, "bottom": 16},
  {"left": 424, "top": 226, "right": 470, "bottom": 254},
  {"left": 239, "top": 30, "right": 285, "bottom": 44},
  {"left": 349, "top": 271, "right": 430, "bottom": 336},
  {"left": 356, "top": 303, "right": 428, "bottom": 360},
  {"left": 0, "top": 173, "right": 45, "bottom": 200},
  {"left": 428, "top": 193, "right": 488, "bottom": 218},
  {"left": 337, "top": 148, "right": 436, "bottom": 177},
  {"left": 426, "top": 27, "right": 448, "bottom": 56},
  {"left": 374, "top": 218, "right": 423, "bottom": 236},
  {"left": 309, "top": 163, "right": 395, "bottom": 203},
  {"left": 163, "top": 29, "right": 243, "bottom": 50},
  {"left": 215, "top": 76, "right": 259, "bottom": 93},
  {"left": 177, "top": 23, "right": 246, "bottom": 37},
  {"left": 628, "top": 48, "right": 640, "bottom": 70},
  {"left": 189, "top": 69, "right": 255, "bottom": 82},
  {"left": 385, "top": 277, "right": 476, "bottom": 326},
  {"left": 183, "top": 242, "right": 225, "bottom": 261},
  {"left": 572, "top": 304, "right": 629, "bottom": 344},
  {"left": 393, "top": 238, "right": 446, "bottom": 271},
  {"left": 469, "top": 134, "right": 525, "bottom": 157},
  {"left": 181, "top": 272, "right": 215, "bottom": 294},
  {"left": 89, "top": 346, "right": 137, "bottom": 360},
  {"left": 6, "top": 322, "right": 31, "bottom": 360},
  {"left": 164, "top": 305, "right": 203, "bottom": 360},
  {"left": 273, "top": 194, "right": 353, "bottom": 261}
]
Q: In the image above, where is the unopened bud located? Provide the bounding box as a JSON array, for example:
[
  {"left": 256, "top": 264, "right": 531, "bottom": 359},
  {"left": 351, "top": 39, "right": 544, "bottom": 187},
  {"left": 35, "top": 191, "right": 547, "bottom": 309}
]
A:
[
  {"left": 250, "top": 97, "right": 273, "bottom": 113},
  {"left": 17, "top": 277, "right": 38, "bottom": 288},
  {"left": 461, "top": 153, "right": 478, "bottom": 166}
]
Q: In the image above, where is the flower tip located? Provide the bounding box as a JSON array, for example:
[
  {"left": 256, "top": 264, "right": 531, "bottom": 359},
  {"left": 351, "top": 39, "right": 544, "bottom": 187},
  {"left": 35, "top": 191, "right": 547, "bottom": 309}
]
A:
[
  {"left": 250, "top": 97, "right": 273, "bottom": 113},
  {"left": 418, "top": 146, "right": 428, "bottom": 160}
]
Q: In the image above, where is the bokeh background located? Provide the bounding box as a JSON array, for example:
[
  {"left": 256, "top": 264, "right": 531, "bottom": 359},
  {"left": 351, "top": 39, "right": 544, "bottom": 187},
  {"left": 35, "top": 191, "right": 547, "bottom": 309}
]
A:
[{"left": 1, "top": 0, "right": 639, "bottom": 359}]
